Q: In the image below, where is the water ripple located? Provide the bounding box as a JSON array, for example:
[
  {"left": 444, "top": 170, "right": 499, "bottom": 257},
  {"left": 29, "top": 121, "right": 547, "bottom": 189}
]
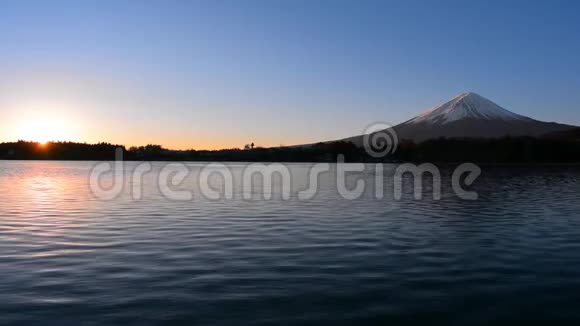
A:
[{"left": 1, "top": 161, "right": 580, "bottom": 325}]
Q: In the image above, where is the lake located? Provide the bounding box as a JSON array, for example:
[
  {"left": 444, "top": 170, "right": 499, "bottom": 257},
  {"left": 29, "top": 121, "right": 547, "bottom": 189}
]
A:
[{"left": 1, "top": 161, "right": 580, "bottom": 325}]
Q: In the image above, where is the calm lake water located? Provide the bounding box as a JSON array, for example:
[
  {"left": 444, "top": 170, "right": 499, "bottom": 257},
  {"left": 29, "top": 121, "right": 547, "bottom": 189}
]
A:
[{"left": 1, "top": 161, "right": 580, "bottom": 325}]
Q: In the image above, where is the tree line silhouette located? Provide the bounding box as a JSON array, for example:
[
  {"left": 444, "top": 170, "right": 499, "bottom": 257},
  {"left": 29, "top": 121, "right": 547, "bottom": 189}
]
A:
[{"left": 1, "top": 132, "right": 579, "bottom": 163}]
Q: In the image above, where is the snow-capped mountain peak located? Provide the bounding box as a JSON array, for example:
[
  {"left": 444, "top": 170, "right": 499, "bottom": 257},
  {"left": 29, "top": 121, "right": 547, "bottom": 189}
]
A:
[
  {"left": 405, "top": 92, "right": 531, "bottom": 125},
  {"left": 316, "top": 91, "right": 575, "bottom": 146}
]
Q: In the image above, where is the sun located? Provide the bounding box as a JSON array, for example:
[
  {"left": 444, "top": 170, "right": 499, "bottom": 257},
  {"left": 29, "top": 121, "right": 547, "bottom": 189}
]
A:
[{"left": 14, "top": 119, "right": 72, "bottom": 144}]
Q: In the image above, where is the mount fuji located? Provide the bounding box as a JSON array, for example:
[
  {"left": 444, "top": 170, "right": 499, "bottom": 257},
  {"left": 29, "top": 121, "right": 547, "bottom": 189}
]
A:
[{"left": 342, "top": 92, "right": 576, "bottom": 144}]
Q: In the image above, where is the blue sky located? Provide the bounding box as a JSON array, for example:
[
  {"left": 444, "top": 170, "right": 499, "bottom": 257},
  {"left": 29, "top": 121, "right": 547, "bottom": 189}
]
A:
[{"left": 1, "top": 0, "right": 579, "bottom": 148}]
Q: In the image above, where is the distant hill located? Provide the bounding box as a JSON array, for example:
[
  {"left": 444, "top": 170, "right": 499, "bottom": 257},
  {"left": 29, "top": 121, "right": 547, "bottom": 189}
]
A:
[
  {"left": 543, "top": 127, "right": 580, "bottom": 141},
  {"left": 341, "top": 92, "right": 576, "bottom": 145}
]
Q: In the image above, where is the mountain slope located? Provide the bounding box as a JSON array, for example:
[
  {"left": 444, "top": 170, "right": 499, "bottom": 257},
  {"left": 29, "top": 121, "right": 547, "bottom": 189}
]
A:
[
  {"left": 342, "top": 92, "right": 576, "bottom": 145},
  {"left": 405, "top": 92, "right": 530, "bottom": 124}
]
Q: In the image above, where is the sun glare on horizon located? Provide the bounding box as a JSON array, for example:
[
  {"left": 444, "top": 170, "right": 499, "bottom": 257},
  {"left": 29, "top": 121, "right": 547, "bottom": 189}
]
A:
[{"left": 14, "top": 118, "right": 74, "bottom": 144}]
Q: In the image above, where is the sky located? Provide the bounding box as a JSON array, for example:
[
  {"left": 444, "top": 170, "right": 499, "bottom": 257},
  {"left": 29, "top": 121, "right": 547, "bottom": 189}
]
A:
[{"left": 1, "top": 0, "right": 579, "bottom": 149}]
